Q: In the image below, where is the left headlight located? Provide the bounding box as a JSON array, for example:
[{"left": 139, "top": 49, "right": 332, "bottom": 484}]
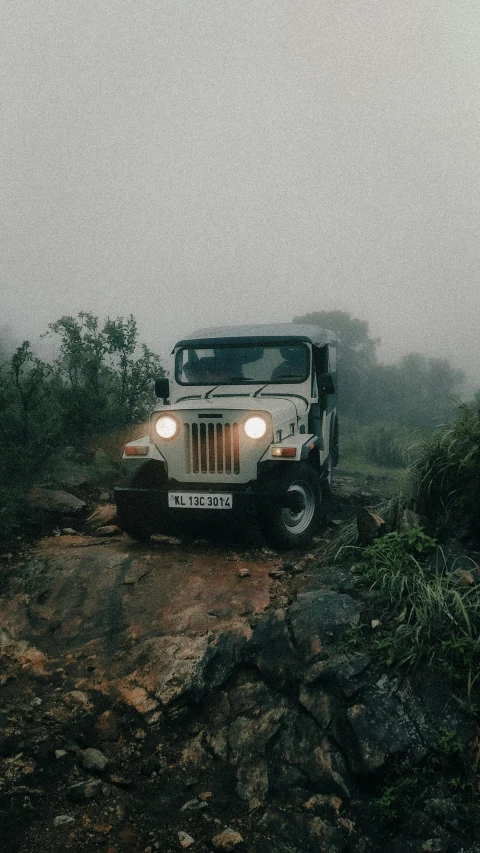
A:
[
  {"left": 155, "top": 415, "right": 179, "bottom": 440},
  {"left": 244, "top": 415, "right": 267, "bottom": 440}
]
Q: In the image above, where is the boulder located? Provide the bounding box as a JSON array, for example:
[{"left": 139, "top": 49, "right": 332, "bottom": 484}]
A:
[
  {"left": 356, "top": 507, "right": 387, "bottom": 545},
  {"left": 289, "top": 591, "right": 362, "bottom": 660},
  {"left": 27, "top": 487, "right": 86, "bottom": 516}
]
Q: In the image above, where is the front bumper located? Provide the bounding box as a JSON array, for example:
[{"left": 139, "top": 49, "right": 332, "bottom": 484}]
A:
[{"left": 113, "top": 481, "right": 303, "bottom": 533}]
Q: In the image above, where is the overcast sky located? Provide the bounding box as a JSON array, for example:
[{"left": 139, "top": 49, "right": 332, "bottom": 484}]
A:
[{"left": 1, "top": 0, "right": 479, "bottom": 381}]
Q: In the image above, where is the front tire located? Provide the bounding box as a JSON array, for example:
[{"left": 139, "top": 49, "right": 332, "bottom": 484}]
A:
[{"left": 258, "top": 463, "right": 322, "bottom": 550}]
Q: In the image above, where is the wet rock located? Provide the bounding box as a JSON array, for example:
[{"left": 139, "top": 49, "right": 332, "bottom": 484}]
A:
[
  {"left": 398, "top": 508, "right": 421, "bottom": 532},
  {"left": 126, "top": 634, "right": 211, "bottom": 707},
  {"left": 289, "top": 591, "right": 362, "bottom": 659},
  {"left": 151, "top": 533, "right": 182, "bottom": 546},
  {"left": 334, "top": 687, "right": 427, "bottom": 774},
  {"left": 68, "top": 777, "right": 103, "bottom": 800},
  {"left": 211, "top": 827, "right": 244, "bottom": 849},
  {"left": 26, "top": 487, "right": 86, "bottom": 515},
  {"left": 54, "top": 814, "right": 75, "bottom": 826},
  {"left": 95, "top": 524, "right": 122, "bottom": 536},
  {"left": 271, "top": 714, "right": 351, "bottom": 799},
  {"left": 109, "top": 774, "right": 133, "bottom": 788},
  {"left": 79, "top": 747, "right": 109, "bottom": 772},
  {"left": 299, "top": 684, "right": 338, "bottom": 728},
  {"left": 248, "top": 608, "right": 300, "bottom": 687},
  {"left": 236, "top": 760, "right": 269, "bottom": 809},
  {"left": 304, "top": 654, "right": 372, "bottom": 697},
  {"left": 356, "top": 506, "right": 388, "bottom": 545},
  {"left": 94, "top": 710, "right": 120, "bottom": 741},
  {"left": 204, "top": 632, "right": 247, "bottom": 689}
]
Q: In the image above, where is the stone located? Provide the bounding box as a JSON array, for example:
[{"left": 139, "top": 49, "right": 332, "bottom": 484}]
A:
[
  {"left": 356, "top": 507, "right": 387, "bottom": 545},
  {"left": 235, "top": 760, "right": 269, "bottom": 809},
  {"left": 178, "top": 831, "right": 195, "bottom": 848},
  {"left": 249, "top": 608, "right": 300, "bottom": 687},
  {"left": 27, "top": 487, "right": 86, "bottom": 515},
  {"left": 211, "top": 828, "right": 244, "bottom": 849},
  {"left": 61, "top": 528, "right": 77, "bottom": 535},
  {"left": 271, "top": 716, "right": 351, "bottom": 799},
  {"left": 140, "top": 634, "right": 211, "bottom": 706},
  {"left": 289, "top": 591, "right": 362, "bottom": 658},
  {"left": 109, "top": 774, "right": 132, "bottom": 788},
  {"left": 79, "top": 747, "right": 109, "bottom": 772},
  {"left": 334, "top": 688, "right": 427, "bottom": 774},
  {"left": 55, "top": 749, "right": 67, "bottom": 759},
  {"left": 68, "top": 778, "right": 103, "bottom": 800},
  {"left": 398, "top": 508, "right": 421, "bottom": 532},
  {"left": 95, "top": 710, "right": 120, "bottom": 741},
  {"left": 299, "top": 685, "right": 337, "bottom": 729},
  {"left": 303, "top": 654, "right": 372, "bottom": 697},
  {"left": 95, "top": 525, "right": 122, "bottom": 537},
  {"left": 151, "top": 533, "right": 182, "bottom": 546},
  {"left": 54, "top": 815, "right": 75, "bottom": 827}
]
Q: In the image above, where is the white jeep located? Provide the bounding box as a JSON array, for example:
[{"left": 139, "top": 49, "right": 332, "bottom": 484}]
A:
[{"left": 114, "top": 324, "right": 338, "bottom": 549}]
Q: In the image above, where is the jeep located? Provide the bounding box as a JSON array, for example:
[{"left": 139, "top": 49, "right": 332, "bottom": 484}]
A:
[{"left": 114, "top": 323, "right": 338, "bottom": 549}]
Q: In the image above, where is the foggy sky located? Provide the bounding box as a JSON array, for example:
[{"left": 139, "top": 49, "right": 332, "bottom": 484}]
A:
[{"left": 1, "top": 1, "right": 479, "bottom": 380}]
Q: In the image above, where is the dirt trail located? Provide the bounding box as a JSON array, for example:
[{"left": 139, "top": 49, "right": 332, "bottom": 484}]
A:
[{"left": 0, "top": 475, "right": 381, "bottom": 853}]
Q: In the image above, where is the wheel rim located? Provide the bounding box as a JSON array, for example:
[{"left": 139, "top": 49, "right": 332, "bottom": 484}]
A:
[{"left": 281, "top": 482, "right": 316, "bottom": 535}]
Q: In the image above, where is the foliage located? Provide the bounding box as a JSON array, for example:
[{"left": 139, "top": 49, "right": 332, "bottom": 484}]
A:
[
  {"left": 47, "top": 312, "right": 165, "bottom": 440},
  {"left": 0, "top": 313, "right": 165, "bottom": 547},
  {"left": 341, "top": 418, "right": 419, "bottom": 469},
  {"left": 410, "top": 404, "right": 480, "bottom": 539},
  {"left": 343, "top": 529, "right": 480, "bottom": 677}
]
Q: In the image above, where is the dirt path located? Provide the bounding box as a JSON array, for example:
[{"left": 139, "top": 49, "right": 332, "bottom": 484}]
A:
[{"left": 0, "top": 476, "right": 381, "bottom": 853}]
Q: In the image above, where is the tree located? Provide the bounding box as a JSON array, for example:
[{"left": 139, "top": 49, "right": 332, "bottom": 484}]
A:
[{"left": 47, "top": 312, "right": 165, "bottom": 440}]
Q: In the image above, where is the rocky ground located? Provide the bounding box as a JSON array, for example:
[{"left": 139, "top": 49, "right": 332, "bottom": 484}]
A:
[{"left": 1, "top": 471, "right": 479, "bottom": 853}]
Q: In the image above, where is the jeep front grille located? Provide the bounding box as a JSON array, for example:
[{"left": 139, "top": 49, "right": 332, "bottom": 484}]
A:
[{"left": 185, "top": 422, "right": 240, "bottom": 475}]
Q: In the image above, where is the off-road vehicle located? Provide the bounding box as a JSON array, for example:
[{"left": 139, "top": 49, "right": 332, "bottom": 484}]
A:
[{"left": 114, "top": 324, "right": 338, "bottom": 548}]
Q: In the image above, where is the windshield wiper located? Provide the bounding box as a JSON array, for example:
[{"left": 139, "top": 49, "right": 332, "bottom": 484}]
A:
[{"left": 203, "top": 385, "right": 220, "bottom": 399}]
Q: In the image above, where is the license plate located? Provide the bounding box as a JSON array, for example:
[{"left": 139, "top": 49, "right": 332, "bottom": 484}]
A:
[{"left": 168, "top": 492, "right": 233, "bottom": 509}]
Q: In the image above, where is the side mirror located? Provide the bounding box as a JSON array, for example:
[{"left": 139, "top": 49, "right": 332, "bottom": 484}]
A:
[
  {"left": 318, "top": 373, "right": 335, "bottom": 395},
  {"left": 155, "top": 377, "right": 170, "bottom": 402}
]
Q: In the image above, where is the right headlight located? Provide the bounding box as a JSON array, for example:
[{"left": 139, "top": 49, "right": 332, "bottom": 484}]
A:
[
  {"left": 244, "top": 415, "right": 267, "bottom": 440},
  {"left": 155, "top": 414, "right": 179, "bottom": 440}
]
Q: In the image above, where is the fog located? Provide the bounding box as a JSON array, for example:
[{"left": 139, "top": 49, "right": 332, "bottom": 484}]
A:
[{"left": 1, "top": 1, "right": 479, "bottom": 380}]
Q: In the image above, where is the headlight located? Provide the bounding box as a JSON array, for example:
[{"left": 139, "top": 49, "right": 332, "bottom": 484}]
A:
[
  {"left": 155, "top": 415, "right": 179, "bottom": 440},
  {"left": 244, "top": 415, "right": 267, "bottom": 440}
]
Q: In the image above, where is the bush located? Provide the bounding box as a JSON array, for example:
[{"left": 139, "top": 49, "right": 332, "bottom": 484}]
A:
[
  {"left": 411, "top": 405, "right": 480, "bottom": 539},
  {"left": 349, "top": 529, "right": 480, "bottom": 677},
  {"left": 341, "top": 419, "right": 419, "bottom": 469}
]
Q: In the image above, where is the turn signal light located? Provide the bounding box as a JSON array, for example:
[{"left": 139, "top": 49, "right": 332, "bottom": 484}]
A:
[
  {"left": 271, "top": 447, "right": 297, "bottom": 458},
  {"left": 125, "top": 445, "right": 149, "bottom": 456}
]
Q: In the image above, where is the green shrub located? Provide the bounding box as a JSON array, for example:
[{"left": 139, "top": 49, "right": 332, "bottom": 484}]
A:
[
  {"left": 341, "top": 419, "right": 420, "bottom": 469},
  {"left": 411, "top": 405, "right": 480, "bottom": 538},
  {"left": 354, "top": 529, "right": 480, "bottom": 674}
]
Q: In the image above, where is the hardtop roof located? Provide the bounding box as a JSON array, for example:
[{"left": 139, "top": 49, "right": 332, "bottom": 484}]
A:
[{"left": 175, "top": 323, "right": 337, "bottom": 349}]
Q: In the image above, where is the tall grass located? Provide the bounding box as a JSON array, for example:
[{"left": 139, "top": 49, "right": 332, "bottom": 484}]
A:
[
  {"left": 410, "top": 405, "right": 480, "bottom": 539},
  {"left": 340, "top": 419, "right": 422, "bottom": 469},
  {"left": 338, "top": 530, "right": 480, "bottom": 678}
]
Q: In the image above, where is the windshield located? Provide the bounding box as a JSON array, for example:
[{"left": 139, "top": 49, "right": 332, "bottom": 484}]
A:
[{"left": 175, "top": 343, "right": 310, "bottom": 386}]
